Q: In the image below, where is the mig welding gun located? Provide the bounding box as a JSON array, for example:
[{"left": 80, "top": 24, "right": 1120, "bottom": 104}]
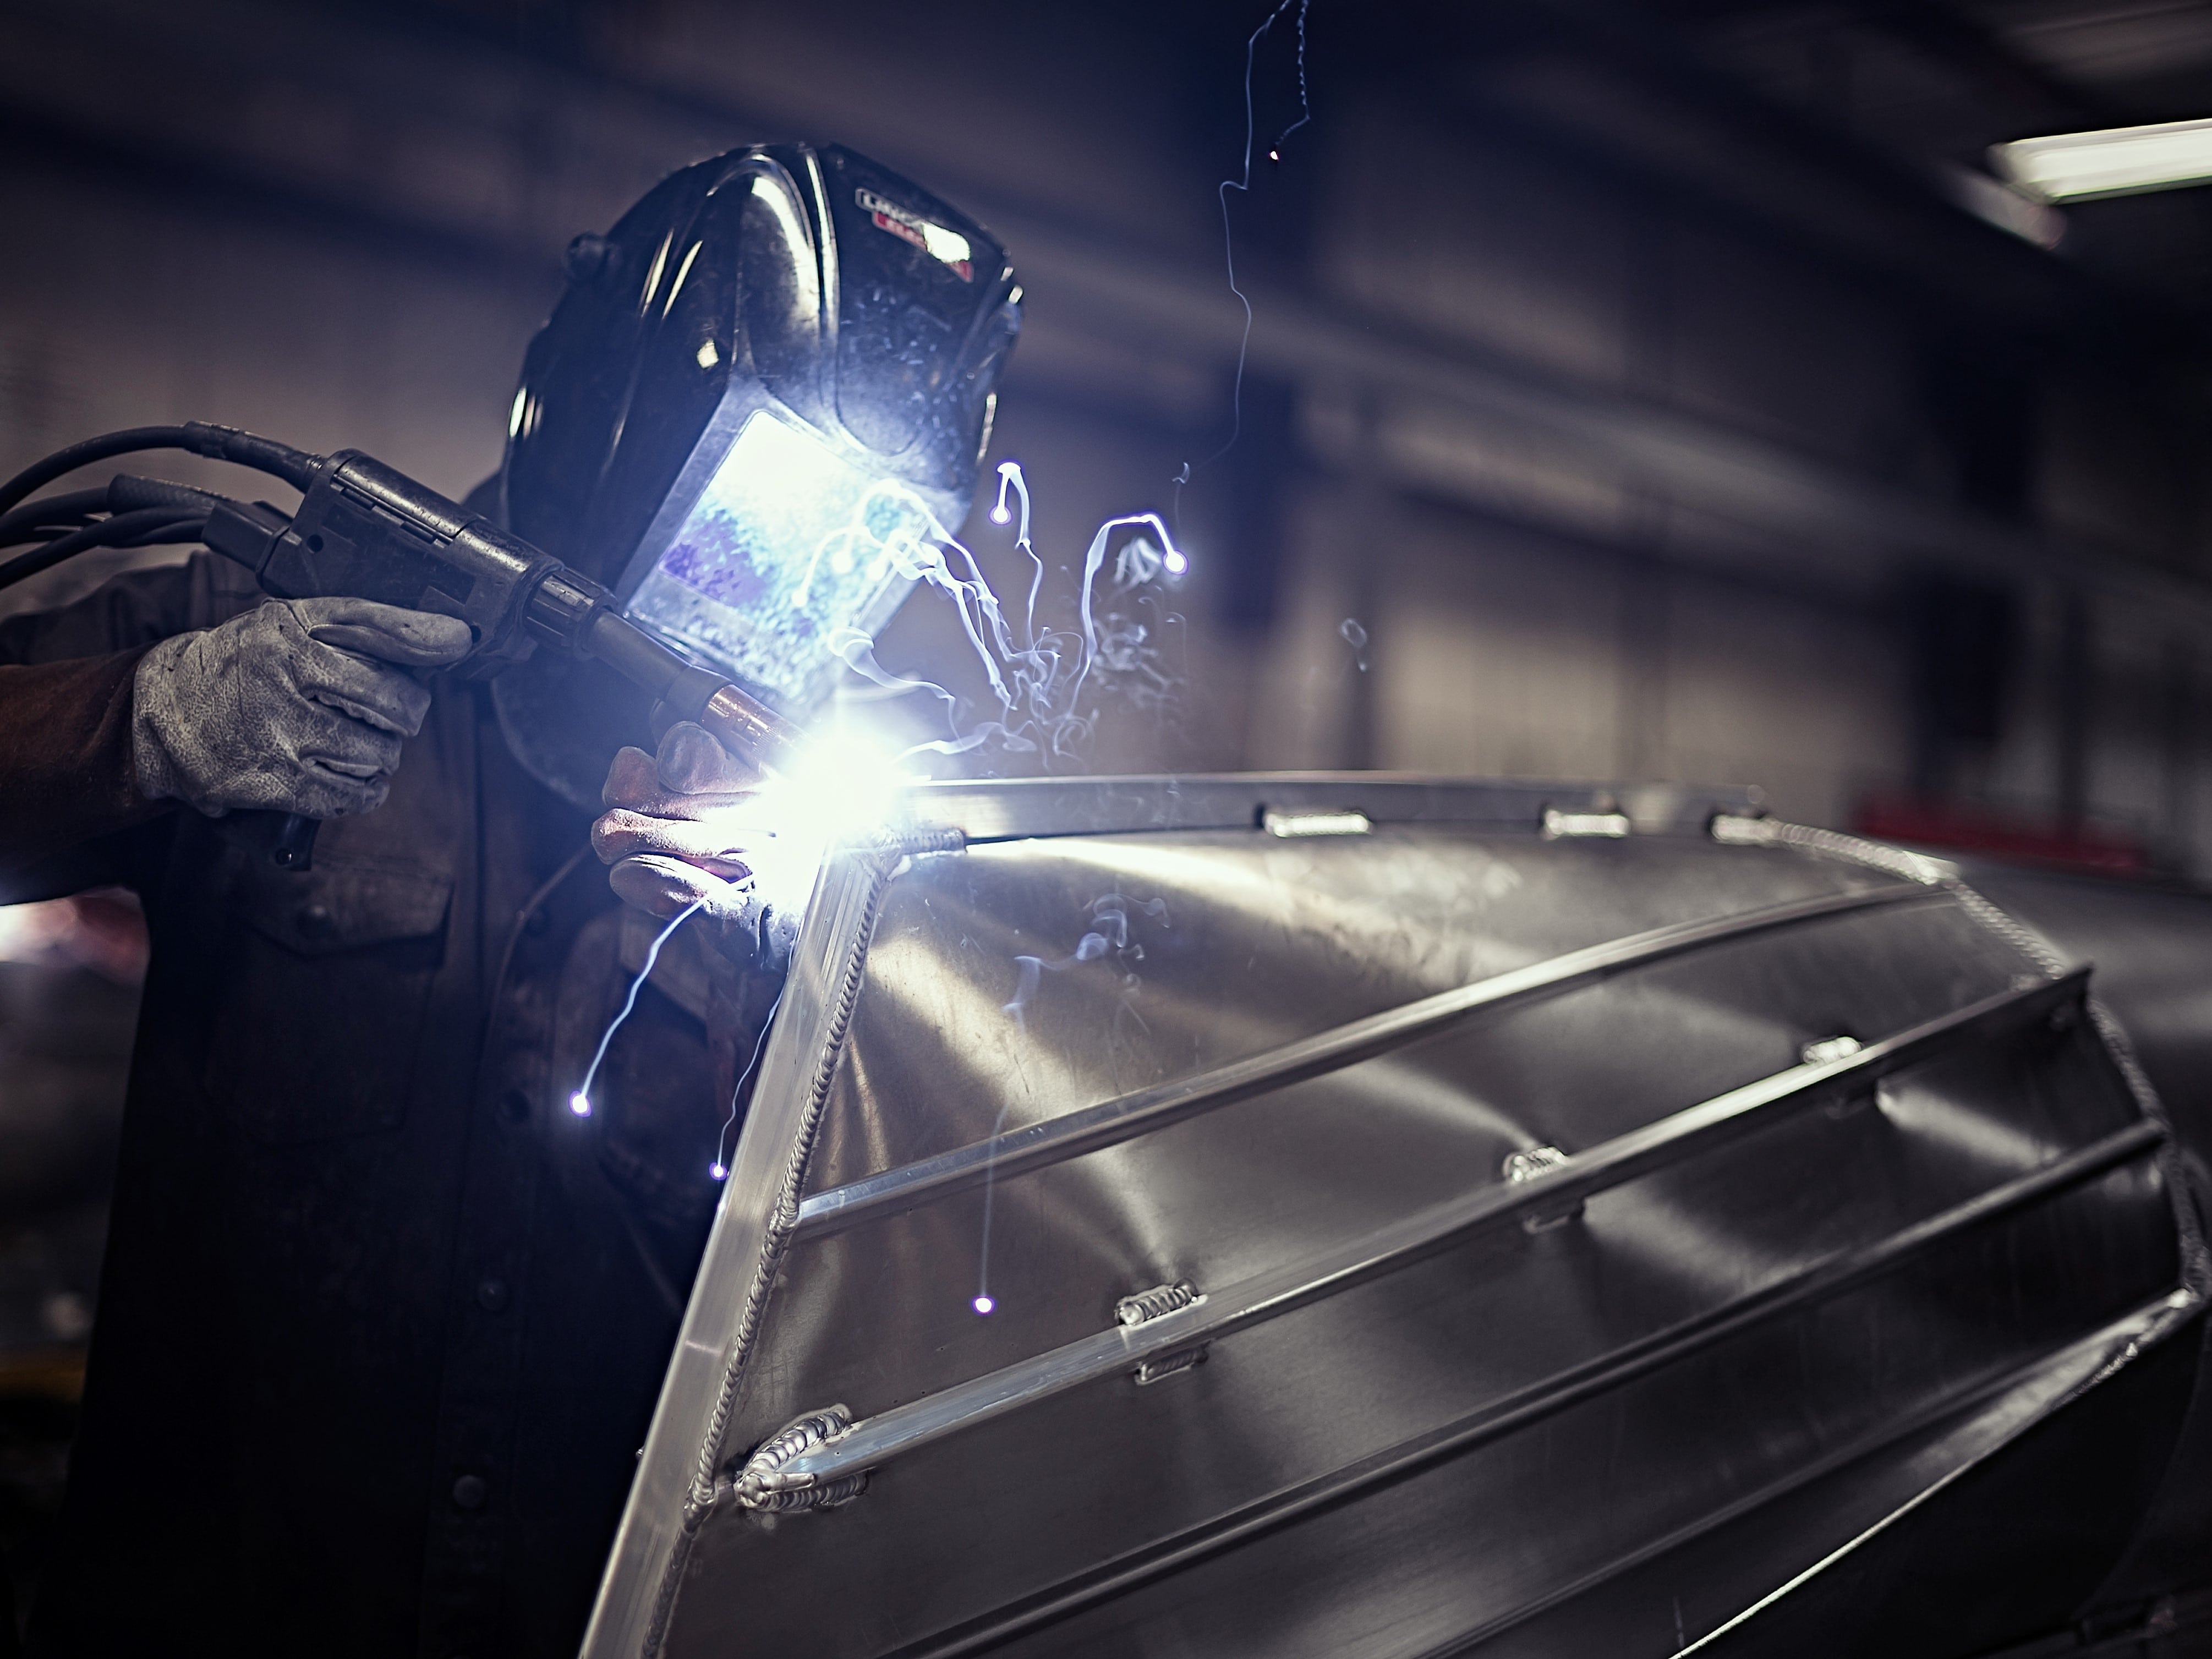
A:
[
  {"left": 0, "top": 422, "right": 802, "bottom": 867},
  {"left": 0, "top": 143, "right": 1022, "bottom": 869}
]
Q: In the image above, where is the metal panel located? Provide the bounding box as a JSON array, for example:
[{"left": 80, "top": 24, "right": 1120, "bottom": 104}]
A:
[{"left": 584, "top": 781, "right": 2197, "bottom": 1659}]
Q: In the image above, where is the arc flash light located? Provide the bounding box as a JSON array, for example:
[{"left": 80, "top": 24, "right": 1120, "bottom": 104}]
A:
[{"left": 0, "top": 145, "right": 1019, "bottom": 873}]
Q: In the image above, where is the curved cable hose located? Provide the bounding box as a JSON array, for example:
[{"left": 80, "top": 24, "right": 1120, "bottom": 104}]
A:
[
  {"left": 0, "top": 423, "right": 316, "bottom": 519},
  {"left": 0, "top": 477, "right": 228, "bottom": 550},
  {"left": 0, "top": 510, "right": 212, "bottom": 593},
  {"left": 0, "top": 488, "right": 109, "bottom": 549}
]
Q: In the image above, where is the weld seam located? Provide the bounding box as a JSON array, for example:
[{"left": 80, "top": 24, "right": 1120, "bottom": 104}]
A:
[{"left": 639, "top": 834, "right": 904, "bottom": 1658}]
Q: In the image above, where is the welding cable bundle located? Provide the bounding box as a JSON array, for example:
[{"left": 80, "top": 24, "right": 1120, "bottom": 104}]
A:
[
  {"left": 0, "top": 423, "right": 807, "bottom": 789},
  {"left": 0, "top": 424, "right": 318, "bottom": 594}
]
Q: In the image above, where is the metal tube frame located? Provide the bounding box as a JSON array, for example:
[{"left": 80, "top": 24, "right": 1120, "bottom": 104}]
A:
[
  {"left": 794, "top": 884, "right": 1941, "bottom": 1241},
  {"left": 782, "top": 969, "right": 2097, "bottom": 1487}
]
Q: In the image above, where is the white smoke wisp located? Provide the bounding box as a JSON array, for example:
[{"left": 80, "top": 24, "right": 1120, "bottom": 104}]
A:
[
  {"left": 803, "top": 461, "right": 1189, "bottom": 772},
  {"left": 678, "top": 453, "right": 1195, "bottom": 924},
  {"left": 623, "top": 464, "right": 1189, "bottom": 1191},
  {"left": 650, "top": 458, "right": 1190, "bottom": 939}
]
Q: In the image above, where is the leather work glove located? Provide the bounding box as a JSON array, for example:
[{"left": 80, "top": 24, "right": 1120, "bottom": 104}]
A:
[
  {"left": 132, "top": 596, "right": 474, "bottom": 819},
  {"left": 592, "top": 721, "right": 803, "bottom": 973}
]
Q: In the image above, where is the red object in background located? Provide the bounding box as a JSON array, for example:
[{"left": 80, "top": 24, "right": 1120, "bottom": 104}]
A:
[{"left": 1854, "top": 797, "right": 2148, "bottom": 877}]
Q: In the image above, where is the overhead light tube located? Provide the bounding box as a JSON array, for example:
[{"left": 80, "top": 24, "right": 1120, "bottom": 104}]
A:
[{"left": 1994, "top": 116, "right": 2212, "bottom": 204}]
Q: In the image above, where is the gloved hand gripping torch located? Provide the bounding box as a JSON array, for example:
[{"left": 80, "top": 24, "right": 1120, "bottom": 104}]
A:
[
  {"left": 0, "top": 422, "right": 804, "bottom": 867},
  {"left": 2, "top": 149, "right": 1023, "bottom": 869}
]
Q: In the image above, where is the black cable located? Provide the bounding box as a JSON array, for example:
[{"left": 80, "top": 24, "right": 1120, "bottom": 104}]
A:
[
  {"left": 114, "top": 516, "right": 211, "bottom": 549},
  {"left": 0, "top": 423, "right": 317, "bottom": 519},
  {"left": 2, "top": 478, "right": 239, "bottom": 548},
  {"left": 0, "top": 509, "right": 210, "bottom": 594},
  {"left": 106, "top": 475, "right": 229, "bottom": 517},
  {"left": 0, "top": 489, "right": 107, "bottom": 549},
  {"left": 0, "top": 429, "right": 186, "bottom": 518},
  {"left": 0, "top": 477, "right": 233, "bottom": 551}
]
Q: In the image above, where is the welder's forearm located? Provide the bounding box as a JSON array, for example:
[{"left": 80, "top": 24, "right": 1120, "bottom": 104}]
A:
[{"left": 0, "top": 651, "right": 173, "bottom": 867}]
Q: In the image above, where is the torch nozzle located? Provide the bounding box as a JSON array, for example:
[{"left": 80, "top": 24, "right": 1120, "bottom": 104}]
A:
[
  {"left": 693, "top": 682, "right": 808, "bottom": 779},
  {"left": 582, "top": 610, "right": 806, "bottom": 781}
]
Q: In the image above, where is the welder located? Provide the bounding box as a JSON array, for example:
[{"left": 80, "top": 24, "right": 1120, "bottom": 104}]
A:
[{"left": 0, "top": 141, "right": 1017, "bottom": 1656}]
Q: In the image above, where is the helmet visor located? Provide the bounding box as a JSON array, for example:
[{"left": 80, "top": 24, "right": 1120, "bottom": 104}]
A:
[{"left": 618, "top": 408, "right": 935, "bottom": 711}]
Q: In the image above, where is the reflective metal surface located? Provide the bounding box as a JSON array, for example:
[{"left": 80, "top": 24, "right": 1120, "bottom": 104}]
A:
[{"left": 583, "top": 776, "right": 2204, "bottom": 1659}]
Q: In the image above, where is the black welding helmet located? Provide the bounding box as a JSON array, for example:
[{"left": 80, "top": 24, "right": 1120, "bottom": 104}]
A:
[{"left": 494, "top": 141, "right": 1020, "bottom": 804}]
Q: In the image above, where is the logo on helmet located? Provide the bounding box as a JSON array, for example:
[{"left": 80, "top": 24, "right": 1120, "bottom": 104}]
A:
[{"left": 856, "top": 189, "right": 974, "bottom": 282}]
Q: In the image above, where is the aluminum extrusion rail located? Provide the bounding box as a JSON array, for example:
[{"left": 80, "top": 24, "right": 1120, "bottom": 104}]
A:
[
  {"left": 779, "top": 968, "right": 2096, "bottom": 1487},
  {"left": 793, "top": 883, "right": 1939, "bottom": 1240},
  {"left": 894, "top": 1225, "right": 2183, "bottom": 1659}
]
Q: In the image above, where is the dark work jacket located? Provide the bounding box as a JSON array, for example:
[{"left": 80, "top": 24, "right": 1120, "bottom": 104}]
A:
[{"left": 0, "top": 554, "right": 768, "bottom": 1658}]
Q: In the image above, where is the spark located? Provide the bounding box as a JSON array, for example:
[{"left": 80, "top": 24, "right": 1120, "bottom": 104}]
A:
[
  {"left": 710, "top": 988, "right": 784, "bottom": 1184},
  {"left": 978, "top": 893, "right": 1170, "bottom": 1315},
  {"left": 972, "top": 1088, "right": 1020, "bottom": 1317},
  {"left": 1187, "top": 0, "right": 1314, "bottom": 477},
  {"left": 570, "top": 899, "right": 703, "bottom": 1119}
]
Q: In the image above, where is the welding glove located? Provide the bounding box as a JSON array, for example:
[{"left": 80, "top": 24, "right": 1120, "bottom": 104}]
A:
[
  {"left": 132, "top": 596, "right": 474, "bottom": 820},
  {"left": 592, "top": 721, "right": 803, "bottom": 973}
]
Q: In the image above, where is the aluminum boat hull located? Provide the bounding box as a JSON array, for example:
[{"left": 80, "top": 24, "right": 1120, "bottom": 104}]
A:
[{"left": 581, "top": 776, "right": 2211, "bottom": 1659}]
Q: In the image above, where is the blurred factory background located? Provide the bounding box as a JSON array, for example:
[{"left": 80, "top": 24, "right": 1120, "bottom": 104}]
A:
[{"left": 7, "top": 0, "right": 2212, "bottom": 1619}]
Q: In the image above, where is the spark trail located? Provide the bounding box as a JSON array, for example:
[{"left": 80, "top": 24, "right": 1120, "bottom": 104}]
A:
[
  {"left": 1178, "top": 0, "right": 1315, "bottom": 511},
  {"left": 977, "top": 893, "right": 1171, "bottom": 1316},
  {"left": 571, "top": 900, "right": 703, "bottom": 1119},
  {"left": 710, "top": 988, "right": 782, "bottom": 1181}
]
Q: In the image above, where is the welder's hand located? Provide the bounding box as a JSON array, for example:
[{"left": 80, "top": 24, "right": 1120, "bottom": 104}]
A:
[
  {"left": 593, "top": 722, "right": 802, "bottom": 972},
  {"left": 132, "top": 596, "right": 473, "bottom": 820}
]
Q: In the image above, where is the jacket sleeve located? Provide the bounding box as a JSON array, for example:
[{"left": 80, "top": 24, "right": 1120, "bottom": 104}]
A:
[
  {"left": 0, "top": 551, "right": 264, "bottom": 666},
  {"left": 0, "top": 650, "right": 165, "bottom": 866},
  {"left": 0, "top": 554, "right": 265, "bottom": 892}
]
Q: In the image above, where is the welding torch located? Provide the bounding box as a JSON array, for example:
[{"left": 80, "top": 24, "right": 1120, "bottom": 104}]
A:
[{"left": 0, "top": 422, "right": 805, "bottom": 868}]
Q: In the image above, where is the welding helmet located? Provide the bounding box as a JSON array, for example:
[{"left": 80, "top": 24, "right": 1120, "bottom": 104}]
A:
[{"left": 494, "top": 141, "right": 1021, "bottom": 806}]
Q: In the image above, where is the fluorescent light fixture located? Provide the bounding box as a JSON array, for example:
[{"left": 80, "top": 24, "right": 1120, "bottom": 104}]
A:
[
  {"left": 1940, "top": 165, "right": 2065, "bottom": 249},
  {"left": 1994, "top": 116, "right": 2212, "bottom": 203}
]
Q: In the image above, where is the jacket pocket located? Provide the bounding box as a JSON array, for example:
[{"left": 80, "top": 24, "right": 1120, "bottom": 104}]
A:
[{"left": 202, "top": 858, "right": 453, "bottom": 1145}]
